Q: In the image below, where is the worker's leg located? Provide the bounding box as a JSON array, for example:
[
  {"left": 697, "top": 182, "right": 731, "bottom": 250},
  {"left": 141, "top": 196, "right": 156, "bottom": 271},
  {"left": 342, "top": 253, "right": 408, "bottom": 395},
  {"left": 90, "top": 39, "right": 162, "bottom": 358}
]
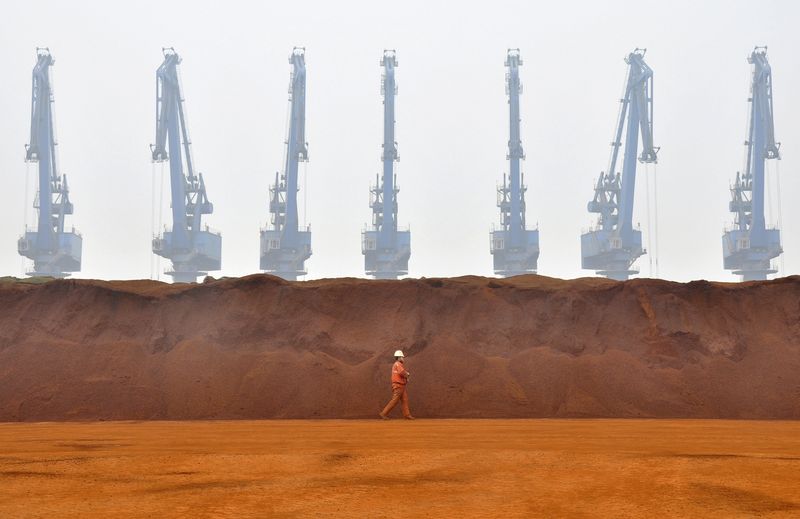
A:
[
  {"left": 380, "top": 386, "right": 403, "bottom": 417},
  {"left": 400, "top": 386, "right": 412, "bottom": 418}
]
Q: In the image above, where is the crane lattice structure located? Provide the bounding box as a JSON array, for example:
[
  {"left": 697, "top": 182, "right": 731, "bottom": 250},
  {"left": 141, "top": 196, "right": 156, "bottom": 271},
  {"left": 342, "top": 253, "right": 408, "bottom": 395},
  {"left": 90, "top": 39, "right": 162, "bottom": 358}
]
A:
[
  {"left": 490, "top": 49, "right": 539, "bottom": 276},
  {"left": 18, "top": 48, "right": 82, "bottom": 277},
  {"left": 581, "top": 49, "right": 658, "bottom": 280},
  {"left": 151, "top": 48, "right": 221, "bottom": 283},
  {"left": 362, "top": 50, "right": 410, "bottom": 279},
  {"left": 261, "top": 47, "right": 312, "bottom": 280},
  {"left": 722, "top": 47, "right": 782, "bottom": 281}
]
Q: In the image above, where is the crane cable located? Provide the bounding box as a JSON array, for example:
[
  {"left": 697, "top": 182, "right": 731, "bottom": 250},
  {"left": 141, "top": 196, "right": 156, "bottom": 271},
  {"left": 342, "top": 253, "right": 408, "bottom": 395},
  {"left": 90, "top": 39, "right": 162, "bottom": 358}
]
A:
[
  {"left": 764, "top": 160, "right": 778, "bottom": 275},
  {"left": 22, "top": 163, "right": 31, "bottom": 275},
  {"left": 277, "top": 93, "right": 292, "bottom": 232},
  {"left": 150, "top": 163, "right": 155, "bottom": 279},
  {"left": 774, "top": 159, "right": 785, "bottom": 275},
  {"left": 766, "top": 160, "right": 774, "bottom": 230},
  {"left": 160, "top": 162, "right": 165, "bottom": 281},
  {"left": 303, "top": 161, "right": 308, "bottom": 230},
  {"left": 653, "top": 162, "right": 660, "bottom": 278},
  {"left": 645, "top": 162, "right": 653, "bottom": 277},
  {"left": 156, "top": 162, "right": 166, "bottom": 281},
  {"left": 643, "top": 161, "right": 661, "bottom": 279},
  {"left": 394, "top": 160, "right": 401, "bottom": 232},
  {"left": 764, "top": 159, "right": 785, "bottom": 275},
  {"left": 150, "top": 161, "right": 165, "bottom": 281}
]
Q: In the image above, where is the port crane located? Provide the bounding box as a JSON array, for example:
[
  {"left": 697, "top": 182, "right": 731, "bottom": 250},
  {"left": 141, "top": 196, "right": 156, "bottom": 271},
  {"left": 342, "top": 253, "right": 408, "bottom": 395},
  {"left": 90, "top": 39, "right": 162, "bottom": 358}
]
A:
[
  {"left": 489, "top": 49, "right": 539, "bottom": 276},
  {"left": 362, "top": 50, "right": 410, "bottom": 279},
  {"left": 261, "top": 47, "right": 312, "bottom": 280},
  {"left": 722, "top": 47, "right": 782, "bottom": 281},
  {"left": 151, "top": 48, "right": 221, "bottom": 283},
  {"left": 18, "top": 48, "right": 82, "bottom": 277},
  {"left": 581, "top": 49, "right": 658, "bottom": 280}
]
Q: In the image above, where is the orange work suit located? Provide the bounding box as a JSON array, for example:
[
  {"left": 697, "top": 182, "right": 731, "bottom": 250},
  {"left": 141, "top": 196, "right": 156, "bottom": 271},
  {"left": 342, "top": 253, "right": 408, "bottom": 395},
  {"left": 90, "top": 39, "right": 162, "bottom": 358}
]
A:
[{"left": 380, "top": 360, "right": 412, "bottom": 418}]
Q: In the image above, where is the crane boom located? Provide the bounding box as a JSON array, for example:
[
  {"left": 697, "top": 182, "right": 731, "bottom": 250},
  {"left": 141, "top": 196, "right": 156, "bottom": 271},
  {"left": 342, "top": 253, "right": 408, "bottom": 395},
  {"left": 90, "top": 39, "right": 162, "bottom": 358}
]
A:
[
  {"left": 722, "top": 46, "right": 782, "bottom": 280},
  {"left": 151, "top": 48, "right": 221, "bottom": 283},
  {"left": 581, "top": 48, "right": 657, "bottom": 280},
  {"left": 489, "top": 49, "right": 539, "bottom": 276},
  {"left": 18, "top": 48, "right": 82, "bottom": 277},
  {"left": 362, "top": 50, "right": 410, "bottom": 279},
  {"left": 260, "top": 47, "right": 312, "bottom": 280}
]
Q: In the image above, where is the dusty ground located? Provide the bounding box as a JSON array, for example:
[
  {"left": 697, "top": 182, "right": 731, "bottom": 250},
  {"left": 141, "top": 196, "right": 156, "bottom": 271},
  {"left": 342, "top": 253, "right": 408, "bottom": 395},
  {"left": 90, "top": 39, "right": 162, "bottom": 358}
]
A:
[
  {"left": 0, "top": 419, "right": 798, "bottom": 517},
  {"left": 3, "top": 275, "right": 800, "bottom": 421}
]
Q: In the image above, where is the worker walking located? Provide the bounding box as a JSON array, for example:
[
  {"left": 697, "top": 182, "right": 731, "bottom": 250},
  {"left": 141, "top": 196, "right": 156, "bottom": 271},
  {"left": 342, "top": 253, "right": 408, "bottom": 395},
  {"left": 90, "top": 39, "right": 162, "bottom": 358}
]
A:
[{"left": 379, "top": 350, "right": 415, "bottom": 420}]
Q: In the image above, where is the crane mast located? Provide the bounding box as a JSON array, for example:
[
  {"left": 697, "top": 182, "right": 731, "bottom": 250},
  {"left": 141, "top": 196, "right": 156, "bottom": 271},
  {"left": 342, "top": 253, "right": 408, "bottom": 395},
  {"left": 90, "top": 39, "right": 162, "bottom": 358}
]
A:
[
  {"left": 362, "top": 50, "right": 410, "bottom": 279},
  {"left": 722, "top": 47, "right": 782, "bottom": 281},
  {"left": 260, "top": 47, "right": 312, "bottom": 280},
  {"left": 18, "top": 48, "right": 82, "bottom": 277},
  {"left": 489, "top": 49, "right": 539, "bottom": 276},
  {"left": 151, "top": 48, "right": 221, "bottom": 283},
  {"left": 581, "top": 49, "right": 658, "bottom": 281}
]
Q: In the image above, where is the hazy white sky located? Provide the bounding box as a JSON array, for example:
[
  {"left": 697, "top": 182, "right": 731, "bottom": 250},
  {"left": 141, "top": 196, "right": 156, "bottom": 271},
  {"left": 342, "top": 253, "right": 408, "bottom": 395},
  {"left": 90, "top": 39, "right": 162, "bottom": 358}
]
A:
[{"left": 1, "top": 0, "right": 798, "bottom": 282}]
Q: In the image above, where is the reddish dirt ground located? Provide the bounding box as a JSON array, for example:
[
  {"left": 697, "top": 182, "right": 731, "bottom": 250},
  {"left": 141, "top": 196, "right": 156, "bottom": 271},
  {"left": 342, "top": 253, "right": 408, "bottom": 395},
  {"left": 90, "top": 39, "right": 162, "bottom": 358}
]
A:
[
  {"left": 1, "top": 275, "right": 799, "bottom": 420},
  {"left": 1, "top": 419, "right": 799, "bottom": 518}
]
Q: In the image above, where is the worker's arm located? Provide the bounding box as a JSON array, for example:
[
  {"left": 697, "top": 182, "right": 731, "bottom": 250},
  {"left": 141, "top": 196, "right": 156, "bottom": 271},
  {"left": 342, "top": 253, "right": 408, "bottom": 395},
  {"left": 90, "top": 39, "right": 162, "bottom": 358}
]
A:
[{"left": 393, "top": 362, "right": 409, "bottom": 379}]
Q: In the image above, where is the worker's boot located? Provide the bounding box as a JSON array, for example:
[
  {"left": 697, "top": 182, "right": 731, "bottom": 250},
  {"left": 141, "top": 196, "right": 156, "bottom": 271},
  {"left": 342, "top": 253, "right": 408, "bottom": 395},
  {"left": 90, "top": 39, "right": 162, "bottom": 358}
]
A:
[
  {"left": 378, "top": 413, "right": 389, "bottom": 420},
  {"left": 405, "top": 416, "right": 415, "bottom": 420}
]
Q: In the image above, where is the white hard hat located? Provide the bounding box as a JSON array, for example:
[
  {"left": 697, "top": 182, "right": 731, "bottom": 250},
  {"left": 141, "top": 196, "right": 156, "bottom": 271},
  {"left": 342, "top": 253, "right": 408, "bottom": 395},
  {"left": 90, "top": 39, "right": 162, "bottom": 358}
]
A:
[{"left": 394, "top": 350, "right": 405, "bottom": 358}]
